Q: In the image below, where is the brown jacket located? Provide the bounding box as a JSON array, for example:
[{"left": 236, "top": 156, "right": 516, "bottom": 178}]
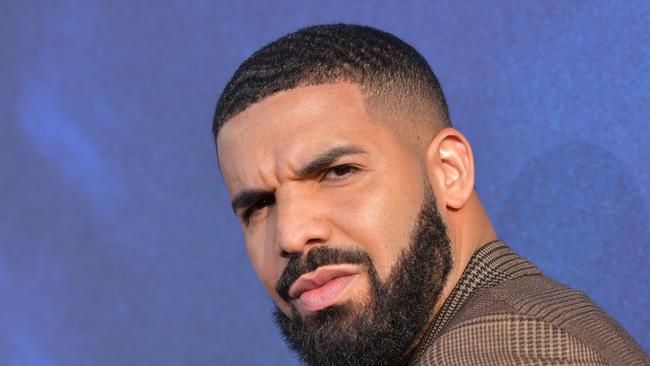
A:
[{"left": 408, "top": 241, "right": 649, "bottom": 365}]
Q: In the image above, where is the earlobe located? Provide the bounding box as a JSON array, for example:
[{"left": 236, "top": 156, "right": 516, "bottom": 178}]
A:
[{"left": 425, "top": 128, "right": 475, "bottom": 209}]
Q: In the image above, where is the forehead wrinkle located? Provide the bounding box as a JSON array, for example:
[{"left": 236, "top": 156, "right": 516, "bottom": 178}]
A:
[
  {"left": 273, "top": 140, "right": 311, "bottom": 184},
  {"left": 253, "top": 152, "right": 281, "bottom": 190},
  {"left": 225, "top": 154, "right": 277, "bottom": 199},
  {"left": 224, "top": 130, "right": 316, "bottom": 196}
]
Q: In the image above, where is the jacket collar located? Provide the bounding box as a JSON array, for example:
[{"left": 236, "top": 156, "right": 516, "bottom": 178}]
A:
[{"left": 407, "top": 240, "right": 541, "bottom": 364}]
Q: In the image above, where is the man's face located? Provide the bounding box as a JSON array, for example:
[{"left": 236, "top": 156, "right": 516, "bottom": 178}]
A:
[{"left": 218, "top": 83, "right": 452, "bottom": 364}]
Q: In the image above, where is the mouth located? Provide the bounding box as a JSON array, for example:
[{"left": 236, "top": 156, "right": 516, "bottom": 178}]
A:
[{"left": 288, "top": 264, "right": 361, "bottom": 313}]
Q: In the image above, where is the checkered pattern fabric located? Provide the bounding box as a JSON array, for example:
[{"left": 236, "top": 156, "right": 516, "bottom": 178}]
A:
[{"left": 407, "top": 241, "right": 649, "bottom": 365}]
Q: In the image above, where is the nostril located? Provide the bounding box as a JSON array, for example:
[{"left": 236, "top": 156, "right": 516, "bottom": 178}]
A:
[
  {"left": 306, "top": 238, "right": 324, "bottom": 246},
  {"left": 279, "top": 249, "right": 293, "bottom": 259}
]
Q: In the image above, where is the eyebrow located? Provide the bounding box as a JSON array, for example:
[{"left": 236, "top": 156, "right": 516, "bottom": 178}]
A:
[
  {"left": 230, "top": 144, "right": 367, "bottom": 213},
  {"left": 297, "top": 144, "right": 367, "bottom": 177}
]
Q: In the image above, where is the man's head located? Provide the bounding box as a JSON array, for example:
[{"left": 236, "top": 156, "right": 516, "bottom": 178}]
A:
[{"left": 214, "top": 24, "right": 493, "bottom": 365}]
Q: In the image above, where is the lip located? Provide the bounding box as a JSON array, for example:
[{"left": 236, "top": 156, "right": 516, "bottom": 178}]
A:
[{"left": 288, "top": 264, "right": 361, "bottom": 300}]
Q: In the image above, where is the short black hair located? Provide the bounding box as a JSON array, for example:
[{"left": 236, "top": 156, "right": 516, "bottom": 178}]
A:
[{"left": 213, "top": 23, "right": 451, "bottom": 139}]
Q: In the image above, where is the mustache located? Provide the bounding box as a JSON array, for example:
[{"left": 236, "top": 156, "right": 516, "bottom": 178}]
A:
[{"left": 276, "top": 246, "right": 372, "bottom": 302}]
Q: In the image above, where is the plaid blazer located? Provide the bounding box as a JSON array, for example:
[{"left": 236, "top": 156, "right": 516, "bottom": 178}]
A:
[{"left": 407, "top": 241, "right": 649, "bottom": 366}]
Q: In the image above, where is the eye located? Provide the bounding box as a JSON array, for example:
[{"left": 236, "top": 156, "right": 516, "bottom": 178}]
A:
[
  {"left": 322, "top": 164, "right": 359, "bottom": 181},
  {"left": 243, "top": 195, "right": 275, "bottom": 223}
]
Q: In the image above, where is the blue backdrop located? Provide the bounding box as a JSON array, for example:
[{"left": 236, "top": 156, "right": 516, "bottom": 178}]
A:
[{"left": 1, "top": 1, "right": 648, "bottom": 365}]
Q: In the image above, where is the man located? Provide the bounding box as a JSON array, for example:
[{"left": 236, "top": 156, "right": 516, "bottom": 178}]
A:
[{"left": 212, "top": 24, "right": 648, "bottom": 365}]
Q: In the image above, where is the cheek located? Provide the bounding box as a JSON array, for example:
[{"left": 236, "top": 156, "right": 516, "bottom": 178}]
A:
[
  {"left": 244, "top": 231, "right": 285, "bottom": 304},
  {"left": 328, "top": 171, "right": 422, "bottom": 279}
]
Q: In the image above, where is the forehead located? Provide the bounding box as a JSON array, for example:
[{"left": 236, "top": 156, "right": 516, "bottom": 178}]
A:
[{"left": 217, "top": 83, "right": 398, "bottom": 191}]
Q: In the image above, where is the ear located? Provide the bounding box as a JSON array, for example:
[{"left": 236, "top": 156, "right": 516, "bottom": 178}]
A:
[{"left": 425, "top": 128, "right": 475, "bottom": 210}]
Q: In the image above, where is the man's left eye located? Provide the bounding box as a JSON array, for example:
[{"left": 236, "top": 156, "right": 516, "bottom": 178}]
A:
[{"left": 323, "top": 165, "right": 358, "bottom": 180}]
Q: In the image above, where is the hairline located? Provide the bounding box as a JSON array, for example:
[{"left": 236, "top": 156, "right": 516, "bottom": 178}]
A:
[{"left": 215, "top": 79, "right": 448, "bottom": 143}]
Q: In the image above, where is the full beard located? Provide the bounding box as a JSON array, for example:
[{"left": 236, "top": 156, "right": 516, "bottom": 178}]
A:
[{"left": 273, "top": 186, "right": 453, "bottom": 366}]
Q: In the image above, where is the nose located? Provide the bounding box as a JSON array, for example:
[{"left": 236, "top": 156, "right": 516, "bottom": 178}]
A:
[{"left": 274, "top": 191, "right": 331, "bottom": 257}]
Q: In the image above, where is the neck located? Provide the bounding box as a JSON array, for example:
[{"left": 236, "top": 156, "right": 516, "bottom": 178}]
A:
[{"left": 444, "top": 191, "right": 497, "bottom": 295}]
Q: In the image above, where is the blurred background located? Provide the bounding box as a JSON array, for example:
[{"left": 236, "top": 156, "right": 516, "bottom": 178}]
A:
[{"left": 1, "top": 1, "right": 648, "bottom": 365}]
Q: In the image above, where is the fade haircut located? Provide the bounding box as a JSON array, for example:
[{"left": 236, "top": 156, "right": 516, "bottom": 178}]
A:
[{"left": 213, "top": 23, "right": 451, "bottom": 139}]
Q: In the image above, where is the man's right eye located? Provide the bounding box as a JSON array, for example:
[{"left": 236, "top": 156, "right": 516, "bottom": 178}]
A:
[{"left": 243, "top": 196, "right": 276, "bottom": 223}]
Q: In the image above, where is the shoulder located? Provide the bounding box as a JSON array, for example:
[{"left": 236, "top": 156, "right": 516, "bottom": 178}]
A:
[{"left": 416, "top": 275, "right": 649, "bottom": 366}]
